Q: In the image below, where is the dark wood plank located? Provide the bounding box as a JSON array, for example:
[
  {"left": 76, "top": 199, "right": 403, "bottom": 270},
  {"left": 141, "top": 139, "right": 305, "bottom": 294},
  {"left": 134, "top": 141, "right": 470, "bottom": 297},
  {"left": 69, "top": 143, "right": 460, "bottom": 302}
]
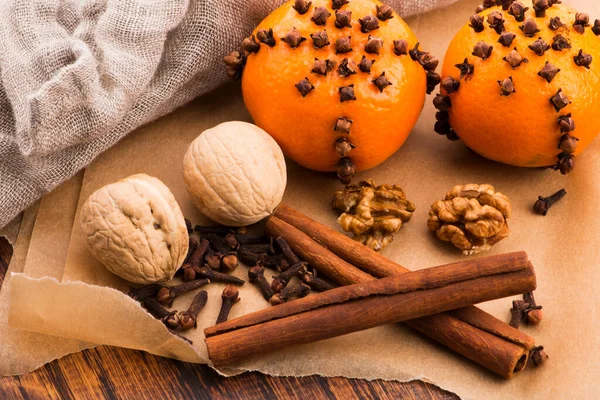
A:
[{"left": 0, "top": 236, "right": 458, "bottom": 399}]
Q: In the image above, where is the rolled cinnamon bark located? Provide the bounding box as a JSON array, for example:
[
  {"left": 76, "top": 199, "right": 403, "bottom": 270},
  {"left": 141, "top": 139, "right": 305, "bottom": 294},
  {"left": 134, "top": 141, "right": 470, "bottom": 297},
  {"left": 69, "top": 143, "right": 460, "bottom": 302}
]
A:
[
  {"left": 205, "top": 252, "right": 536, "bottom": 368},
  {"left": 266, "top": 206, "right": 538, "bottom": 378}
]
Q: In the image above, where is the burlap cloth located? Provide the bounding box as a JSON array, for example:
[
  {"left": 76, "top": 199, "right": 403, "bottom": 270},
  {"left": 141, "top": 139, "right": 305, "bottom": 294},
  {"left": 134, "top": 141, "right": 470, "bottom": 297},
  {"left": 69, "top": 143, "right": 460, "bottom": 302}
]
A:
[{"left": 0, "top": 0, "right": 457, "bottom": 230}]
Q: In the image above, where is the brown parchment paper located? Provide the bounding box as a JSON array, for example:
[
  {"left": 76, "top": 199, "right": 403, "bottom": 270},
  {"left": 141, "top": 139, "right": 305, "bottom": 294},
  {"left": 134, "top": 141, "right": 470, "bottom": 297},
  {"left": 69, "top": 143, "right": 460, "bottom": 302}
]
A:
[{"left": 2, "top": 0, "right": 600, "bottom": 397}]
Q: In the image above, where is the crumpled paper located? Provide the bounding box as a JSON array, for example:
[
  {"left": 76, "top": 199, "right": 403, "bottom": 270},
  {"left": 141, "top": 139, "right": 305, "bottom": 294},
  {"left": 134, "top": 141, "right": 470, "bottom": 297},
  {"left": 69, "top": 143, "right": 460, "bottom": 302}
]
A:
[{"left": 1, "top": 1, "right": 600, "bottom": 398}]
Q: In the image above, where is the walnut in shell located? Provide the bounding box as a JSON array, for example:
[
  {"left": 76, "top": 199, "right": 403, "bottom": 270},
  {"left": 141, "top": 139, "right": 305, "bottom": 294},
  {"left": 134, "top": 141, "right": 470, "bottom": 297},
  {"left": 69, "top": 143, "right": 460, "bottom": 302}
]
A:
[
  {"left": 427, "top": 184, "right": 511, "bottom": 255},
  {"left": 332, "top": 180, "right": 415, "bottom": 252},
  {"left": 80, "top": 174, "right": 189, "bottom": 284}
]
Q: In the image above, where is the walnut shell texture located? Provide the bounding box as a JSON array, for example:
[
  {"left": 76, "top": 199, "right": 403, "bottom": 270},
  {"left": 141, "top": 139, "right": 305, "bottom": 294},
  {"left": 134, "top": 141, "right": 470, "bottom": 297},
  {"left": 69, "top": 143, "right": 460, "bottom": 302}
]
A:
[
  {"left": 428, "top": 184, "right": 511, "bottom": 255},
  {"left": 80, "top": 174, "right": 189, "bottom": 284}
]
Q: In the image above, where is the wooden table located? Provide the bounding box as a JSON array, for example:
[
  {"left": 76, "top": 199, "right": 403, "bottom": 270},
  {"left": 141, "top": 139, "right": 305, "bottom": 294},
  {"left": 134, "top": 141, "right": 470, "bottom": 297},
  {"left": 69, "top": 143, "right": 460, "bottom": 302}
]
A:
[{"left": 0, "top": 237, "right": 458, "bottom": 399}]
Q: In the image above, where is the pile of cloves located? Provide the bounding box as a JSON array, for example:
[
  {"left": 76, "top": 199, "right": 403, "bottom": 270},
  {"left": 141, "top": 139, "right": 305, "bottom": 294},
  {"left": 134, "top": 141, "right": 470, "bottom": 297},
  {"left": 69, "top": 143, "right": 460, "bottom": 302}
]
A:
[{"left": 128, "top": 217, "right": 338, "bottom": 340}]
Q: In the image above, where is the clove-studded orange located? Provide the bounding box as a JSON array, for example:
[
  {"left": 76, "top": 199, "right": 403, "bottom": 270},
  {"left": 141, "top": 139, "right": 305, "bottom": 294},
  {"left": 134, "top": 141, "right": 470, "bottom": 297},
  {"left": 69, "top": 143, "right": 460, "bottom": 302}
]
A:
[
  {"left": 435, "top": 1, "right": 600, "bottom": 174},
  {"left": 227, "top": 0, "right": 437, "bottom": 182}
]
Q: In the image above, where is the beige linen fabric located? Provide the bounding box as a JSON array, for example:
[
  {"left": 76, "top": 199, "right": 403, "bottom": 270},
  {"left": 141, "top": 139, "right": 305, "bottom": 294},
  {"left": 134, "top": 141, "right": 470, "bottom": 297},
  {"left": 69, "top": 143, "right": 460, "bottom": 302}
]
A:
[{"left": 0, "top": 0, "right": 457, "bottom": 229}]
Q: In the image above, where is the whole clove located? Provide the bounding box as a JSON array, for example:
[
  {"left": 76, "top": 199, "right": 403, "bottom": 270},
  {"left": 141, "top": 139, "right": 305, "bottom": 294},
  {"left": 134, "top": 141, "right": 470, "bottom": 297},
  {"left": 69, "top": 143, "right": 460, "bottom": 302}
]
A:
[
  {"left": 520, "top": 20, "right": 540, "bottom": 37},
  {"left": 183, "top": 239, "right": 210, "bottom": 269},
  {"left": 335, "top": 36, "right": 352, "bottom": 53},
  {"left": 532, "top": 0, "right": 549, "bottom": 18},
  {"left": 498, "top": 77, "right": 516, "bottom": 96},
  {"left": 364, "top": 36, "right": 383, "bottom": 54},
  {"left": 558, "top": 114, "right": 575, "bottom": 133},
  {"left": 551, "top": 34, "right": 571, "bottom": 51},
  {"left": 559, "top": 134, "right": 579, "bottom": 153},
  {"left": 500, "top": 0, "right": 514, "bottom": 10},
  {"left": 262, "top": 253, "right": 290, "bottom": 272},
  {"left": 142, "top": 298, "right": 180, "bottom": 329},
  {"left": 538, "top": 62, "right": 560, "bottom": 83},
  {"left": 220, "top": 254, "right": 239, "bottom": 273},
  {"left": 238, "top": 249, "right": 268, "bottom": 266},
  {"left": 472, "top": 41, "right": 493, "bottom": 60},
  {"left": 311, "top": 6, "right": 331, "bottom": 26},
  {"left": 358, "top": 15, "right": 379, "bottom": 33},
  {"left": 503, "top": 48, "right": 528, "bottom": 69},
  {"left": 441, "top": 76, "right": 460, "bottom": 94},
  {"left": 358, "top": 56, "right": 375, "bottom": 73},
  {"left": 270, "top": 282, "right": 311, "bottom": 305},
  {"left": 455, "top": 58, "right": 474, "bottom": 79},
  {"left": 335, "top": 10, "right": 352, "bottom": 29},
  {"left": 223, "top": 51, "right": 246, "bottom": 80},
  {"left": 336, "top": 138, "right": 355, "bottom": 157},
  {"left": 179, "top": 290, "right": 208, "bottom": 330},
  {"left": 523, "top": 292, "right": 544, "bottom": 325},
  {"left": 420, "top": 53, "right": 439, "bottom": 71},
  {"left": 372, "top": 72, "right": 392, "bottom": 92},
  {"left": 593, "top": 19, "right": 600, "bottom": 36},
  {"left": 334, "top": 116, "right": 353, "bottom": 134},
  {"left": 550, "top": 89, "right": 570, "bottom": 112},
  {"left": 242, "top": 35, "right": 260, "bottom": 54},
  {"left": 295, "top": 77, "right": 315, "bottom": 97},
  {"left": 312, "top": 58, "right": 336, "bottom": 76},
  {"left": 409, "top": 42, "right": 425, "bottom": 63},
  {"left": 223, "top": 232, "right": 239, "bottom": 250},
  {"left": 310, "top": 30, "right": 330, "bottom": 48},
  {"left": 497, "top": 32, "right": 516, "bottom": 47},
  {"left": 487, "top": 11, "right": 505, "bottom": 34},
  {"left": 376, "top": 4, "right": 394, "bottom": 21},
  {"left": 331, "top": 0, "right": 349, "bottom": 9},
  {"left": 509, "top": 299, "right": 528, "bottom": 328},
  {"left": 183, "top": 267, "right": 197, "bottom": 282},
  {"left": 469, "top": 14, "right": 485, "bottom": 32},
  {"left": 300, "top": 270, "right": 338, "bottom": 292},
  {"left": 194, "top": 266, "right": 245, "bottom": 285},
  {"left": 240, "top": 240, "right": 274, "bottom": 255},
  {"left": 337, "top": 157, "right": 356, "bottom": 184},
  {"left": 339, "top": 85, "right": 356, "bottom": 102},
  {"left": 292, "top": 0, "right": 311, "bottom": 15},
  {"left": 548, "top": 16, "right": 564, "bottom": 30},
  {"left": 433, "top": 94, "right": 452, "bottom": 112},
  {"left": 204, "top": 248, "right": 222, "bottom": 271},
  {"left": 393, "top": 39, "right": 408, "bottom": 56},
  {"left": 206, "top": 233, "right": 229, "bottom": 254},
  {"left": 338, "top": 58, "right": 358, "bottom": 77},
  {"left": 281, "top": 28, "right": 306, "bottom": 49},
  {"left": 573, "top": 12, "right": 590, "bottom": 34},
  {"left": 183, "top": 237, "right": 200, "bottom": 265},
  {"left": 271, "top": 262, "right": 308, "bottom": 293},
  {"left": 427, "top": 72, "right": 442, "bottom": 95},
  {"left": 574, "top": 49, "right": 593, "bottom": 69},
  {"left": 529, "top": 38, "right": 550, "bottom": 56},
  {"left": 216, "top": 285, "right": 240, "bottom": 324},
  {"left": 127, "top": 283, "right": 162, "bottom": 301},
  {"left": 534, "top": 189, "right": 567, "bottom": 216},
  {"left": 248, "top": 265, "right": 275, "bottom": 300},
  {"left": 275, "top": 236, "right": 301, "bottom": 265},
  {"left": 530, "top": 346, "right": 548, "bottom": 366},
  {"left": 555, "top": 153, "right": 575, "bottom": 175},
  {"left": 257, "top": 29, "right": 276, "bottom": 47},
  {"left": 508, "top": 1, "right": 528, "bottom": 22},
  {"left": 156, "top": 279, "right": 210, "bottom": 307}
]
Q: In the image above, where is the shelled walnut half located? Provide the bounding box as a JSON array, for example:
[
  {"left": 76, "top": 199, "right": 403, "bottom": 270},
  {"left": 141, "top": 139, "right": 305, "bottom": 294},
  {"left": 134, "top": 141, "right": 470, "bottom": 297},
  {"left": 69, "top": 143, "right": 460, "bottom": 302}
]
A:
[
  {"left": 332, "top": 180, "right": 415, "bottom": 252},
  {"left": 427, "top": 184, "right": 511, "bottom": 255}
]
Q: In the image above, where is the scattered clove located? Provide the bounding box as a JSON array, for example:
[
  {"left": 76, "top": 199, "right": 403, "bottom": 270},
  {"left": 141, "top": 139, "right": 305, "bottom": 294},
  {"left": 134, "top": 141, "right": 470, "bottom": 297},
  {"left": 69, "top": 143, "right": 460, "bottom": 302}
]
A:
[
  {"left": 295, "top": 77, "right": 315, "bottom": 97},
  {"left": 182, "top": 239, "right": 209, "bottom": 269},
  {"left": 558, "top": 114, "right": 575, "bottom": 133},
  {"left": 574, "top": 49, "right": 593, "bottom": 69},
  {"left": 292, "top": 0, "right": 311, "bottom": 15},
  {"left": 183, "top": 237, "right": 199, "bottom": 265},
  {"left": 509, "top": 299, "right": 528, "bottom": 328},
  {"left": 338, "top": 58, "right": 358, "bottom": 77},
  {"left": 358, "top": 56, "right": 375, "bottom": 73},
  {"left": 240, "top": 240, "right": 274, "bottom": 254},
  {"left": 248, "top": 265, "right": 275, "bottom": 300},
  {"left": 311, "top": 6, "right": 331, "bottom": 26},
  {"left": 204, "top": 248, "right": 222, "bottom": 271},
  {"left": 216, "top": 285, "right": 240, "bottom": 324},
  {"left": 503, "top": 48, "right": 528, "bottom": 69},
  {"left": 263, "top": 253, "right": 290, "bottom": 272},
  {"left": 529, "top": 38, "right": 550, "bottom": 56},
  {"left": 207, "top": 233, "right": 230, "bottom": 254},
  {"left": 270, "top": 282, "right": 311, "bottom": 305},
  {"left": 530, "top": 346, "right": 549, "bottom": 366},
  {"left": 532, "top": 0, "right": 549, "bottom": 18},
  {"left": 498, "top": 77, "right": 516, "bottom": 96},
  {"left": 455, "top": 58, "right": 474, "bottom": 79},
  {"left": 335, "top": 10, "right": 352, "bottom": 29},
  {"left": 551, "top": 34, "right": 571, "bottom": 51},
  {"left": 441, "top": 76, "right": 460, "bottom": 94},
  {"left": 127, "top": 283, "right": 162, "bottom": 301},
  {"left": 242, "top": 35, "right": 260, "bottom": 54},
  {"left": 275, "top": 236, "right": 301, "bottom": 265},
  {"left": 469, "top": 14, "right": 485, "bottom": 32},
  {"left": 179, "top": 290, "right": 208, "bottom": 330},
  {"left": 376, "top": 4, "right": 394, "bottom": 21},
  {"left": 472, "top": 41, "right": 493, "bottom": 60},
  {"left": 339, "top": 85, "right": 356, "bottom": 102},
  {"left": 334, "top": 116, "right": 353, "bottom": 134},
  {"left": 335, "top": 36, "right": 352, "bottom": 53},
  {"left": 337, "top": 157, "right": 356, "bottom": 184},
  {"left": 393, "top": 39, "right": 408, "bottom": 56},
  {"left": 194, "top": 266, "right": 245, "bottom": 285},
  {"left": 310, "top": 30, "right": 330, "bottom": 48},
  {"left": 220, "top": 254, "right": 239, "bottom": 273},
  {"left": 183, "top": 267, "right": 197, "bottom": 282},
  {"left": 359, "top": 15, "right": 379, "bottom": 33},
  {"left": 223, "top": 232, "right": 239, "bottom": 250},
  {"left": 142, "top": 298, "right": 180, "bottom": 329},
  {"left": 156, "top": 279, "right": 210, "bottom": 307},
  {"left": 573, "top": 12, "right": 590, "bottom": 34},
  {"left": 548, "top": 16, "right": 564, "bottom": 31},
  {"left": 497, "top": 32, "right": 516, "bottom": 47},
  {"left": 299, "top": 270, "right": 338, "bottom": 292},
  {"left": 257, "top": 29, "right": 276, "bottom": 47},
  {"left": 520, "top": 20, "right": 540, "bottom": 37},
  {"left": 236, "top": 233, "right": 266, "bottom": 245},
  {"left": 312, "top": 58, "right": 336, "bottom": 76},
  {"left": 271, "top": 262, "right": 308, "bottom": 293},
  {"left": 281, "top": 28, "right": 306, "bottom": 49},
  {"left": 331, "top": 0, "right": 349, "bottom": 9},
  {"left": 238, "top": 249, "right": 268, "bottom": 267},
  {"left": 523, "top": 292, "right": 544, "bottom": 325},
  {"left": 433, "top": 94, "right": 452, "bottom": 112},
  {"left": 487, "top": 11, "right": 505, "bottom": 34},
  {"left": 372, "top": 72, "right": 392, "bottom": 92},
  {"left": 550, "top": 89, "right": 570, "bottom": 112},
  {"left": 508, "top": 1, "right": 528, "bottom": 22},
  {"left": 538, "top": 62, "right": 560, "bottom": 83},
  {"left": 534, "top": 189, "right": 567, "bottom": 216},
  {"left": 365, "top": 36, "right": 383, "bottom": 54}
]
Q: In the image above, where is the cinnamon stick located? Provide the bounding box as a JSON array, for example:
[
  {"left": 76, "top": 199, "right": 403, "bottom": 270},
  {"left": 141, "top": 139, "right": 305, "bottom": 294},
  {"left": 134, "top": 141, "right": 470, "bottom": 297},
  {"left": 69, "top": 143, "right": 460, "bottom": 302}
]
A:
[
  {"left": 205, "top": 253, "right": 536, "bottom": 368},
  {"left": 267, "top": 207, "right": 537, "bottom": 378}
]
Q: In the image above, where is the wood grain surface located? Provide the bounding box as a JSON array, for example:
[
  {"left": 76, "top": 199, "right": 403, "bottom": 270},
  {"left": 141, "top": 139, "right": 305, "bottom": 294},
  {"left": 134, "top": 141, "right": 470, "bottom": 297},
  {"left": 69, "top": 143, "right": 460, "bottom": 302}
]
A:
[{"left": 0, "top": 236, "right": 459, "bottom": 399}]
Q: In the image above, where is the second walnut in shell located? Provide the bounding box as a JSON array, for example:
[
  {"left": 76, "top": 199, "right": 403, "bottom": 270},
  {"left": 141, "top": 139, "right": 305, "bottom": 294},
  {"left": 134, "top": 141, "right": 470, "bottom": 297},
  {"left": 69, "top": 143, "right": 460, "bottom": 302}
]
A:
[
  {"left": 332, "top": 180, "right": 415, "bottom": 251},
  {"left": 427, "top": 184, "right": 511, "bottom": 255}
]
